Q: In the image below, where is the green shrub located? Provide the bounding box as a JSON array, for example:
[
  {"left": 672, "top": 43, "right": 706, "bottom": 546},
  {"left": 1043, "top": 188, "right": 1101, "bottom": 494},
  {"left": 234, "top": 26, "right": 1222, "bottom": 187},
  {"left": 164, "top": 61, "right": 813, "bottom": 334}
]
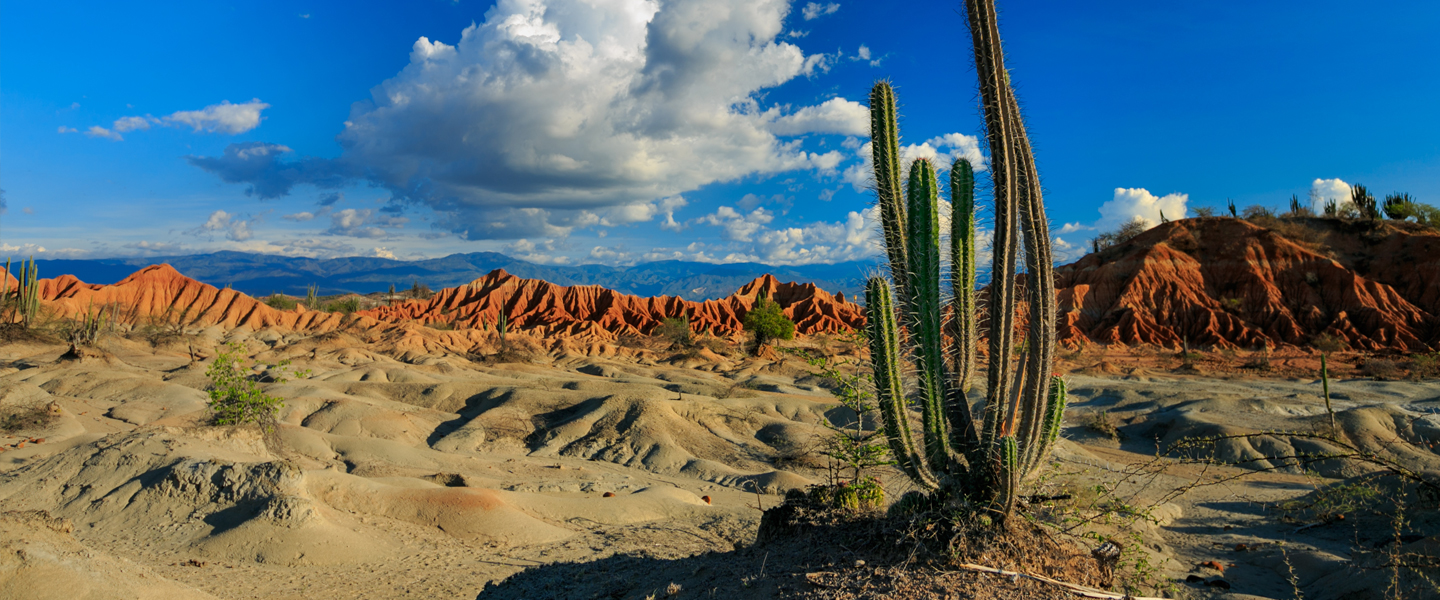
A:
[
  {"left": 323, "top": 297, "right": 361, "bottom": 314},
  {"left": 742, "top": 296, "right": 794, "bottom": 354},
  {"left": 205, "top": 342, "right": 308, "bottom": 427},
  {"left": 265, "top": 294, "right": 297, "bottom": 310},
  {"left": 653, "top": 316, "right": 693, "bottom": 347}
]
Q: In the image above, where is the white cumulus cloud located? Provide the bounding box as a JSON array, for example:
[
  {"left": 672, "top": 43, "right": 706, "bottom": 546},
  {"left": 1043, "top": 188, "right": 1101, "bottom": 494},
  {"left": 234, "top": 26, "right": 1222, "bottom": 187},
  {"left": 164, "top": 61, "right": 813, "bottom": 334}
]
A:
[
  {"left": 194, "top": 210, "right": 255, "bottom": 241},
  {"left": 801, "top": 2, "right": 839, "bottom": 20},
  {"left": 1309, "top": 178, "right": 1351, "bottom": 211},
  {"left": 84, "top": 126, "right": 123, "bottom": 141},
  {"left": 163, "top": 99, "right": 269, "bottom": 134},
  {"left": 1097, "top": 188, "right": 1188, "bottom": 230},
  {"left": 189, "top": 0, "right": 865, "bottom": 241}
]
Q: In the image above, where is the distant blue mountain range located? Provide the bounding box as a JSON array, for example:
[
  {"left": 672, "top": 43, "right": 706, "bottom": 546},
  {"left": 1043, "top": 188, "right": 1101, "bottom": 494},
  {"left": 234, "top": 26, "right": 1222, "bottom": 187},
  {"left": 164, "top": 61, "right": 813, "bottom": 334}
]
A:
[{"left": 28, "top": 251, "right": 885, "bottom": 301}]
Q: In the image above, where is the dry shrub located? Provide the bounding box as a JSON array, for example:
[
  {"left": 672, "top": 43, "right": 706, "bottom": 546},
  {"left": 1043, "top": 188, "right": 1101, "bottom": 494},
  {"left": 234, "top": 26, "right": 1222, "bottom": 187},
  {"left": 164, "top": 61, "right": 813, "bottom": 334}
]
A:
[
  {"left": 1410, "top": 353, "right": 1440, "bottom": 380},
  {"left": 485, "top": 336, "right": 546, "bottom": 363},
  {"left": 0, "top": 403, "right": 59, "bottom": 434},
  {"left": 1243, "top": 350, "right": 1272, "bottom": 371},
  {"left": 1084, "top": 411, "right": 1121, "bottom": 439},
  {"left": 1362, "top": 357, "right": 1401, "bottom": 380}
]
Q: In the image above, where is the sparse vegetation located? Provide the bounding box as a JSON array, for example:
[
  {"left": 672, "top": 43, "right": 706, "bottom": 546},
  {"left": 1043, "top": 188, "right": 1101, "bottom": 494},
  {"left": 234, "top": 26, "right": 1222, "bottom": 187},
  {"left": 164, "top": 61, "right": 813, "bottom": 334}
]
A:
[
  {"left": 265, "top": 293, "right": 297, "bottom": 310},
  {"left": 1084, "top": 411, "right": 1121, "bottom": 439},
  {"left": 204, "top": 342, "right": 308, "bottom": 428},
  {"left": 1352, "top": 184, "right": 1381, "bottom": 221},
  {"left": 0, "top": 403, "right": 58, "bottom": 433},
  {"left": 741, "top": 294, "right": 794, "bottom": 355},
  {"left": 409, "top": 280, "right": 434, "bottom": 300},
  {"left": 1410, "top": 353, "right": 1439, "bottom": 380},
  {"left": 1091, "top": 216, "right": 1149, "bottom": 253},
  {"left": 63, "top": 300, "right": 112, "bottom": 346},
  {"left": 652, "top": 316, "right": 693, "bottom": 348},
  {"left": 323, "top": 296, "right": 361, "bottom": 314},
  {"left": 1241, "top": 204, "right": 1275, "bottom": 219},
  {"left": 1, "top": 257, "right": 41, "bottom": 328},
  {"left": 1361, "top": 357, "right": 1400, "bottom": 380},
  {"left": 1192, "top": 206, "right": 1215, "bottom": 218}
]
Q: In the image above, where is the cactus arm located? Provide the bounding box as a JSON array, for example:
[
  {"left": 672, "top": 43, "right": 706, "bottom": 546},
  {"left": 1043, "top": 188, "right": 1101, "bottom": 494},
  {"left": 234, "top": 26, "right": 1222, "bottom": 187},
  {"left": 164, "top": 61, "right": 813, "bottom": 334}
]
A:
[
  {"left": 965, "top": 0, "right": 1021, "bottom": 461},
  {"left": 946, "top": 159, "right": 981, "bottom": 457},
  {"left": 904, "top": 158, "right": 952, "bottom": 470},
  {"left": 870, "top": 82, "right": 910, "bottom": 307},
  {"left": 996, "top": 435, "right": 1020, "bottom": 517},
  {"left": 866, "top": 276, "right": 939, "bottom": 490},
  {"left": 1006, "top": 87, "right": 1059, "bottom": 475},
  {"left": 1025, "top": 375, "right": 1067, "bottom": 473},
  {"left": 2, "top": 258, "right": 10, "bottom": 323}
]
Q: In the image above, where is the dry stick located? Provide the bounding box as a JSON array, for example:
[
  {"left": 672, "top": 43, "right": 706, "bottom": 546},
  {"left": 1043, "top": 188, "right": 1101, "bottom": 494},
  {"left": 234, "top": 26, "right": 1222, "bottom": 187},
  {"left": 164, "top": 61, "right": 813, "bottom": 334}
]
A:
[
  {"left": 945, "top": 563, "right": 1169, "bottom": 600},
  {"left": 1321, "top": 353, "right": 1337, "bottom": 437}
]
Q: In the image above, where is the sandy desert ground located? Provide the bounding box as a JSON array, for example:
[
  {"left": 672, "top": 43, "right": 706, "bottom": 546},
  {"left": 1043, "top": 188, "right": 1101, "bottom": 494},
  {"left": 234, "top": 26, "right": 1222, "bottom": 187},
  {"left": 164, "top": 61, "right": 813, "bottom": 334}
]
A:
[{"left": 0, "top": 321, "right": 1437, "bottom": 600}]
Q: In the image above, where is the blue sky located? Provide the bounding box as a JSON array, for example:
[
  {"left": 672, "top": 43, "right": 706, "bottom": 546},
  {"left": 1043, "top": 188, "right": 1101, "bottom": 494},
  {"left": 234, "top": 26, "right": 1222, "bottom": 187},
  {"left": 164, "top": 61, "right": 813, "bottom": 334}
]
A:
[{"left": 4, "top": 0, "right": 1438, "bottom": 266}]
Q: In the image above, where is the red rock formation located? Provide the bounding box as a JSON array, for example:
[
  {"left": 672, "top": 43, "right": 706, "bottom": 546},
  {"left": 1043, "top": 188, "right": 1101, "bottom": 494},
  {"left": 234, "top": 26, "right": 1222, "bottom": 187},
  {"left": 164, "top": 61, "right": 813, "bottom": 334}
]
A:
[
  {"left": 22, "top": 264, "right": 864, "bottom": 356},
  {"left": 1053, "top": 218, "right": 1439, "bottom": 351},
  {"left": 35, "top": 264, "right": 354, "bottom": 332},
  {"left": 359, "top": 270, "right": 864, "bottom": 338}
]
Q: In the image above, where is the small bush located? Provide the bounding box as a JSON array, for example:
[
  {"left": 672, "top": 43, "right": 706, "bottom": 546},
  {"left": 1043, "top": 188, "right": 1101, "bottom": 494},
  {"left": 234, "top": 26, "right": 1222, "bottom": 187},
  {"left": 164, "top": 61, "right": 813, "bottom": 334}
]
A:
[
  {"left": 323, "top": 297, "right": 361, "bottom": 314},
  {"left": 1243, "top": 350, "right": 1272, "bottom": 371},
  {"left": 409, "top": 281, "right": 434, "bottom": 300},
  {"left": 265, "top": 294, "right": 297, "bottom": 310},
  {"left": 1409, "top": 354, "right": 1439, "bottom": 380},
  {"left": 1242, "top": 205, "right": 1276, "bottom": 219},
  {"left": 743, "top": 296, "right": 795, "bottom": 355},
  {"left": 205, "top": 342, "right": 308, "bottom": 427},
  {"left": 1085, "top": 411, "right": 1121, "bottom": 439},
  {"left": 425, "top": 320, "right": 455, "bottom": 331},
  {"left": 1219, "top": 297, "right": 1244, "bottom": 314},
  {"left": 1192, "top": 206, "right": 1216, "bottom": 218},
  {"left": 1361, "top": 357, "right": 1400, "bottom": 380},
  {"left": 0, "top": 403, "right": 58, "bottom": 433},
  {"left": 1312, "top": 333, "right": 1347, "bottom": 353},
  {"left": 653, "top": 316, "right": 693, "bottom": 347},
  {"left": 1092, "top": 217, "right": 1150, "bottom": 253}
]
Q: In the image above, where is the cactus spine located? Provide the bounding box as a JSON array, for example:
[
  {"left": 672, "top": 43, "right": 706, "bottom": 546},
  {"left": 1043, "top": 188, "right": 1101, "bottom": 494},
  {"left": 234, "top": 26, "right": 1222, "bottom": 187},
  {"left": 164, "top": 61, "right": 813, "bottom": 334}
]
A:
[{"left": 864, "top": 0, "right": 1063, "bottom": 520}]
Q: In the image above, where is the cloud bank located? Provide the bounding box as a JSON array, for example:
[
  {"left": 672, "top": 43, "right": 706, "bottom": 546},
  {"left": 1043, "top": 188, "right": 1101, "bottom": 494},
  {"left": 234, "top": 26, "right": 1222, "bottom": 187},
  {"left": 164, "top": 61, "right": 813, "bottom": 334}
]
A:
[{"left": 186, "top": 0, "right": 871, "bottom": 241}]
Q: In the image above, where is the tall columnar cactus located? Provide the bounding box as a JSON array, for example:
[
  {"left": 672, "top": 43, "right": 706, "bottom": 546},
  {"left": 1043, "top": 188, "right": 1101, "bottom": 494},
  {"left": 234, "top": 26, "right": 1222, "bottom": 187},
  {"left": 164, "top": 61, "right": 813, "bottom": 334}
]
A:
[
  {"left": 17, "top": 257, "right": 40, "bottom": 327},
  {"left": 865, "top": 0, "right": 1064, "bottom": 520}
]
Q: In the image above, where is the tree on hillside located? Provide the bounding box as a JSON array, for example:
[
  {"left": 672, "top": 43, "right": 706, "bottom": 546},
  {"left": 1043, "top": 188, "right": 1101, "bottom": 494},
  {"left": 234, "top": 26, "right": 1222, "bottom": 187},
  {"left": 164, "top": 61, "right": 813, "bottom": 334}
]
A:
[
  {"left": 743, "top": 292, "right": 794, "bottom": 355},
  {"left": 1090, "top": 217, "right": 1150, "bottom": 253}
]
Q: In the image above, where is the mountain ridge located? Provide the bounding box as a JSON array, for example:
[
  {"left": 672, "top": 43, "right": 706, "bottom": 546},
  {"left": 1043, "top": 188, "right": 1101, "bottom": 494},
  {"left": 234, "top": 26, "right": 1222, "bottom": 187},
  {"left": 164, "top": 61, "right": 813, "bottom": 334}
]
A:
[{"left": 26, "top": 251, "right": 879, "bottom": 301}]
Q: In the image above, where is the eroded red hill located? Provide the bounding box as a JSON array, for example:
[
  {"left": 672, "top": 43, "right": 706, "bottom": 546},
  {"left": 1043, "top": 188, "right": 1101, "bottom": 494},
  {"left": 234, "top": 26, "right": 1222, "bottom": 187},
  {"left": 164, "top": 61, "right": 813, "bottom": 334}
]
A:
[{"left": 1054, "top": 217, "right": 1439, "bottom": 351}]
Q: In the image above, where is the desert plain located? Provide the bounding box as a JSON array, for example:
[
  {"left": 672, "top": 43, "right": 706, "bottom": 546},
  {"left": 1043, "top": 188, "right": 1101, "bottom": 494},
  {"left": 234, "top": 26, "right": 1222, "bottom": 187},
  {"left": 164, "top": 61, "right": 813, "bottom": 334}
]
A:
[{"left": 0, "top": 218, "right": 1438, "bottom": 600}]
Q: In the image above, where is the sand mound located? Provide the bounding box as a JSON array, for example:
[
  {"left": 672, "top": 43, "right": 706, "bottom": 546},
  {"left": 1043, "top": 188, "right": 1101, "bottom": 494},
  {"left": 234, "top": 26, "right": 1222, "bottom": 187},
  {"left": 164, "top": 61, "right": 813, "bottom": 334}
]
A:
[{"left": 0, "top": 511, "right": 217, "bottom": 600}]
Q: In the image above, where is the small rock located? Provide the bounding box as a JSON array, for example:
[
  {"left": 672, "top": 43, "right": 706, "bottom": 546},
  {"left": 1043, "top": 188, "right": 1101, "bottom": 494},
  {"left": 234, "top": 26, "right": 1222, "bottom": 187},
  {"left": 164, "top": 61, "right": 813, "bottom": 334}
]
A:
[
  {"left": 1200, "top": 560, "right": 1225, "bottom": 572},
  {"left": 1205, "top": 579, "right": 1231, "bottom": 590},
  {"left": 602, "top": 492, "right": 616, "bottom": 498},
  {"left": 1234, "top": 543, "right": 1250, "bottom": 552},
  {"left": 701, "top": 495, "right": 712, "bottom": 505},
  {"left": 854, "top": 560, "right": 865, "bottom": 568},
  {"left": 1185, "top": 575, "right": 1205, "bottom": 583}
]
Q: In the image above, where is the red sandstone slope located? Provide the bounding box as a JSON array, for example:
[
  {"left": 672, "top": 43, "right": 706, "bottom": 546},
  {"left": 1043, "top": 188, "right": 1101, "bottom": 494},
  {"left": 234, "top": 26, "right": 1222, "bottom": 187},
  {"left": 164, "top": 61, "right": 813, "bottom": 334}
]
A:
[
  {"left": 34, "top": 264, "right": 354, "bottom": 331},
  {"left": 358, "top": 269, "right": 864, "bottom": 337},
  {"left": 1054, "top": 218, "right": 1440, "bottom": 351}
]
